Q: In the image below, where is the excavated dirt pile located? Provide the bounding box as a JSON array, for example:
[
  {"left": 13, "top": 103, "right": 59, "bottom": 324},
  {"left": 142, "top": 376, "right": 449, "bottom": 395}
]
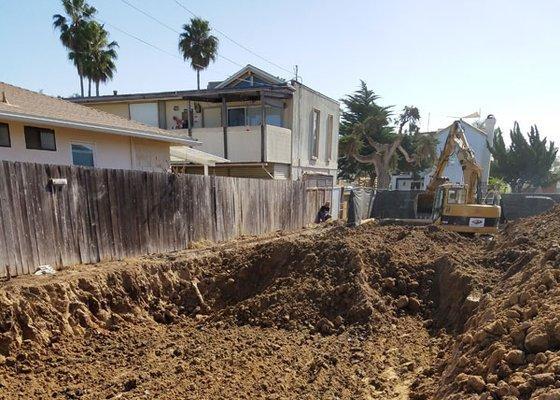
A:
[
  {"left": 0, "top": 223, "right": 490, "bottom": 399},
  {"left": 412, "top": 205, "right": 560, "bottom": 400},
  {"left": 2, "top": 207, "right": 559, "bottom": 400}
]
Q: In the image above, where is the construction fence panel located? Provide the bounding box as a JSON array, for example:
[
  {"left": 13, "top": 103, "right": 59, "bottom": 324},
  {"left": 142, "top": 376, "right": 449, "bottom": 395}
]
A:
[{"left": 0, "top": 161, "right": 326, "bottom": 278}]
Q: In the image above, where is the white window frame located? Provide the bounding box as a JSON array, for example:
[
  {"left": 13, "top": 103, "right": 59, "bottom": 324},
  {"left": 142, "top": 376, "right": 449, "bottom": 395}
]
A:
[
  {"left": 70, "top": 141, "right": 96, "bottom": 167},
  {"left": 311, "top": 109, "right": 321, "bottom": 160}
]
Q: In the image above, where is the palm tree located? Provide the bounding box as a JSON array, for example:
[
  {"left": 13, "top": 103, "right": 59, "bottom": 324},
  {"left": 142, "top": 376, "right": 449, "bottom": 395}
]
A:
[
  {"left": 178, "top": 18, "right": 219, "bottom": 90},
  {"left": 83, "top": 21, "right": 118, "bottom": 96},
  {"left": 53, "top": 0, "right": 97, "bottom": 97}
]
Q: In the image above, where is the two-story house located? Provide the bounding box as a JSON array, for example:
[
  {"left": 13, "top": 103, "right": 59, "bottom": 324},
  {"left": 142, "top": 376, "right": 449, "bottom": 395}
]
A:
[{"left": 70, "top": 65, "right": 340, "bottom": 186}]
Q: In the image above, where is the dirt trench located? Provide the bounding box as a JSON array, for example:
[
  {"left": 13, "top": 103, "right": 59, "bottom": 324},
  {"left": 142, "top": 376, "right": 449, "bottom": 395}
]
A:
[{"left": 0, "top": 222, "right": 501, "bottom": 399}]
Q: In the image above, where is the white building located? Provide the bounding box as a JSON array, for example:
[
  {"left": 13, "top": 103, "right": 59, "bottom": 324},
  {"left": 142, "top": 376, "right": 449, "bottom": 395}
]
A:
[{"left": 390, "top": 115, "right": 497, "bottom": 191}]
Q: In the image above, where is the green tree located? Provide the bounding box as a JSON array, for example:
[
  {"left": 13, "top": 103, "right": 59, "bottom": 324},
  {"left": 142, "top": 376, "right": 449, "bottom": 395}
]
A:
[
  {"left": 489, "top": 122, "right": 558, "bottom": 191},
  {"left": 338, "top": 82, "right": 436, "bottom": 188},
  {"left": 53, "top": 0, "right": 97, "bottom": 97},
  {"left": 83, "top": 21, "right": 118, "bottom": 96},
  {"left": 178, "top": 18, "right": 219, "bottom": 90}
]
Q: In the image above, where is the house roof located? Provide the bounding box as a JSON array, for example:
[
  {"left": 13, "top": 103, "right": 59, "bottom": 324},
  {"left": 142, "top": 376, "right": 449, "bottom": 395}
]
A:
[
  {"left": 170, "top": 146, "right": 229, "bottom": 166},
  {"left": 437, "top": 119, "right": 488, "bottom": 137},
  {"left": 68, "top": 65, "right": 293, "bottom": 105},
  {"left": 214, "top": 64, "right": 285, "bottom": 89},
  {"left": 0, "top": 82, "right": 199, "bottom": 145}
]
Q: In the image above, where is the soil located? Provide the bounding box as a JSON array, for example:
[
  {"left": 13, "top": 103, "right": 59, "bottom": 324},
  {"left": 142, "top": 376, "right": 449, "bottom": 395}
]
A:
[{"left": 0, "top": 208, "right": 559, "bottom": 399}]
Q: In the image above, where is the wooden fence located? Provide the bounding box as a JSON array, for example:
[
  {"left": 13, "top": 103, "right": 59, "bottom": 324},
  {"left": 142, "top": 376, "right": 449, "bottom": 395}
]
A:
[{"left": 0, "top": 161, "right": 334, "bottom": 277}]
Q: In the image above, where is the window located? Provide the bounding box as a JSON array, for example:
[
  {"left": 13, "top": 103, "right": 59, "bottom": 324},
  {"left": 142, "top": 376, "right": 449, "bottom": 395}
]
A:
[
  {"left": 71, "top": 143, "right": 95, "bottom": 167},
  {"left": 0, "top": 123, "right": 10, "bottom": 147},
  {"left": 447, "top": 188, "right": 467, "bottom": 204},
  {"left": 311, "top": 109, "right": 320, "bottom": 159},
  {"left": 227, "top": 108, "right": 246, "bottom": 126},
  {"left": 326, "top": 114, "right": 334, "bottom": 161},
  {"left": 266, "top": 107, "right": 283, "bottom": 127},
  {"left": 24, "top": 126, "right": 56, "bottom": 151},
  {"left": 247, "top": 107, "right": 261, "bottom": 126}
]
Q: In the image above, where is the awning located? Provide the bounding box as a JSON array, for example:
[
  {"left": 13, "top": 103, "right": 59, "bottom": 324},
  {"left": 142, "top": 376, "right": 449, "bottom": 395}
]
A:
[{"left": 170, "top": 146, "right": 229, "bottom": 166}]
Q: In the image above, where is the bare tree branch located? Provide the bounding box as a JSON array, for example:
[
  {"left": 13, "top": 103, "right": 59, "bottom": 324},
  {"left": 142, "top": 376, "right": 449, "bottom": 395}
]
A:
[{"left": 397, "top": 144, "right": 416, "bottom": 164}]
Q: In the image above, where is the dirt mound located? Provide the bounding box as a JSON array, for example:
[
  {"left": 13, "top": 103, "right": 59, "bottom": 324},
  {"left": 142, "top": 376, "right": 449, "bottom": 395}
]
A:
[
  {"left": 0, "top": 223, "right": 486, "bottom": 356},
  {"left": 202, "top": 224, "right": 489, "bottom": 335},
  {"left": 413, "top": 205, "right": 560, "bottom": 399},
  {"left": 0, "top": 222, "right": 492, "bottom": 399}
]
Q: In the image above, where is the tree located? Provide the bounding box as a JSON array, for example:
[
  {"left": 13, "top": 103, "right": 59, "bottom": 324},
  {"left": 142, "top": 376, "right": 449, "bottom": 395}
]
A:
[
  {"left": 178, "top": 18, "right": 219, "bottom": 90},
  {"left": 53, "top": 0, "right": 97, "bottom": 97},
  {"left": 83, "top": 21, "right": 118, "bottom": 96},
  {"left": 489, "top": 122, "right": 558, "bottom": 191},
  {"left": 338, "top": 82, "right": 436, "bottom": 188}
]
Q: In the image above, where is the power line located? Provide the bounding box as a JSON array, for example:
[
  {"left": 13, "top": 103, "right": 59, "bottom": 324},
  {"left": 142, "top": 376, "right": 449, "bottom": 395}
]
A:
[
  {"left": 115, "top": 0, "right": 245, "bottom": 69},
  {"left": 172, "top": 0, "right": 294, "bottom": 76},
  {"left": 119, "top": 0, "right": 178, "bottom": 34},
  {"left": 94, "top": 16, "right": 254, "bottom": 86},
  {"left": 96, "top": 17, "right": 182, "bottom": 61}
]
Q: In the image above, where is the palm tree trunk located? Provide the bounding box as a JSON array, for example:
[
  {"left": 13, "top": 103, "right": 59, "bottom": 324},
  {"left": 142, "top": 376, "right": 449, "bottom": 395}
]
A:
[
  {"left": 79, "top": 73, "right": 84, "bottom": 97},
  {"left": 197, "top": 70, "right": 200, "bottom": 90},
  {"left": 95, "top": 81, "right": 100, "bottom": 96}
]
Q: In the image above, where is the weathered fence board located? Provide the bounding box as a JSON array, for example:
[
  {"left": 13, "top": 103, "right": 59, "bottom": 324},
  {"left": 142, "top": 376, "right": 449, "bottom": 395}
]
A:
[{"left": 0, "top": 161, "right": 334, "bottom": 277}]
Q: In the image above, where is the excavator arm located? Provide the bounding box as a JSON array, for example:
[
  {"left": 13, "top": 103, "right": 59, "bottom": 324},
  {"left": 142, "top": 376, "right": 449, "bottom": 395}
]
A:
[{"left": 425, "top": 121, "right": 482, "bottom": 203}]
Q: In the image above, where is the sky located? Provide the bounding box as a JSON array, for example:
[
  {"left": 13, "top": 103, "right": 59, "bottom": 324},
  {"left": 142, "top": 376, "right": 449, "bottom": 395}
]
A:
[{"left": 1, "top": 0, "right": 558, "bottom": 142}]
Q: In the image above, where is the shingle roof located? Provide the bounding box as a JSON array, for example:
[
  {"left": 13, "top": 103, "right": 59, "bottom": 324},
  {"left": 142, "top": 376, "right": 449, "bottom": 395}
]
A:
[{"left": 0, "top": 82, "right": 199, "bottom": 145}]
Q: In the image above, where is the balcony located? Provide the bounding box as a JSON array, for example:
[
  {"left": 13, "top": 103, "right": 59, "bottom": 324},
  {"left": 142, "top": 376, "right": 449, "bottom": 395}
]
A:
[{"left": 183, "top": 125, "right": 292, "bottom": 164}]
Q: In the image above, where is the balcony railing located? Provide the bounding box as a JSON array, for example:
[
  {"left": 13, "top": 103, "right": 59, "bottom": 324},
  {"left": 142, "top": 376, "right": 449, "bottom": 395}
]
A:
[{"left": 178, "top": 125, "right": 291, "bottom": 164}]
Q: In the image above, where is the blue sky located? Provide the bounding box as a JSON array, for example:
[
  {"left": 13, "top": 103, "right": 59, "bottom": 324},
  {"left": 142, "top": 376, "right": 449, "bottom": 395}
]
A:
[{"left": 0, "top": 0, "right": 558, "bottom": 142}]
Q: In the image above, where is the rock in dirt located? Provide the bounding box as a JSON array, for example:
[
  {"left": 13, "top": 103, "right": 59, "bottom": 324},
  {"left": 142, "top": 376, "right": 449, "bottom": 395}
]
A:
[
  {"left": 525, "top": 330, "right": 550, "bottom": 353},
  {"left": 466, "top": 375, "right": 486, "bottom": 393},
  {"left": 504, "top": 349, "right": 525, "bottom": 365}
]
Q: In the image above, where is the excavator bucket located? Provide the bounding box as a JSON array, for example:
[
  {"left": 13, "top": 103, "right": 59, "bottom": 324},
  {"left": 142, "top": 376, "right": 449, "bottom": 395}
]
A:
[{"left": 415, "top": 191, "right": 435, "bottom": 218}]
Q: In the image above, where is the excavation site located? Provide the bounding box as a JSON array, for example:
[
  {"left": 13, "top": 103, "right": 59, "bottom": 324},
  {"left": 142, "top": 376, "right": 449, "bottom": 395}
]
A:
[{"left": 1, "top": 207, "right": 560, "bottom": 399}]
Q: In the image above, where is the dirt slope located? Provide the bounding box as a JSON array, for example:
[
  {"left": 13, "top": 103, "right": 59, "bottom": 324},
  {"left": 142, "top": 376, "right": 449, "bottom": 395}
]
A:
[
  {"left": 413, "top": 205, "right": 560, "bottom": 399},
  {"left": 3, "top": 208, "right": 558, "bottom": 400}
]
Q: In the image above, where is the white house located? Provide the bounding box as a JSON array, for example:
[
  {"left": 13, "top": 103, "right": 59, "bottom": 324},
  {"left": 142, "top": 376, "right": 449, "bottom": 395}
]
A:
[{"left": 390, "top": 115, "right": 497, "bottom": 191}]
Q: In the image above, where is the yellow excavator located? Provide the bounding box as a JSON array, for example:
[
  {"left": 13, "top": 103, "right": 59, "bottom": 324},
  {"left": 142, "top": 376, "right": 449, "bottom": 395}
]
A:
[{"left": 416, "top": 120, "right": 501, "bottom": 234}]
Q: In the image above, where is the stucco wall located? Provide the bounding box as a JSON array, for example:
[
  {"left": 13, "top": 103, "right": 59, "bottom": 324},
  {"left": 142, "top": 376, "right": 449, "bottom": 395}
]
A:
[
  {"left": 290, "top": 82, "right": 340, "bottom": 182},
  {"left": 89, "top": 103, "right": 130, "bottom": 120},
  {"left": 0, "top": 119, "right": 170, "bottom": 172}
]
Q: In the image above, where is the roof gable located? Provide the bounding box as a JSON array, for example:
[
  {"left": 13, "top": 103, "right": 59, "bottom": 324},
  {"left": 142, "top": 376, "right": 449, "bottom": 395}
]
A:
[{"left": 214, "top": 65, "right": 285, "bottom": 89}]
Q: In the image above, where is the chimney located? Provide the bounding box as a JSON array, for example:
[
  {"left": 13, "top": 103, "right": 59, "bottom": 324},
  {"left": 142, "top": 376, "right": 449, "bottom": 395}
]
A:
[
  {"left": 482, "top": 114, "right": 496, "bottom": 137},
  {"left": 1, "top": 91, "right": 9, "bottom": 104},
  {"left": 113, "top": 90, "right": 118, "bottom": 96}
]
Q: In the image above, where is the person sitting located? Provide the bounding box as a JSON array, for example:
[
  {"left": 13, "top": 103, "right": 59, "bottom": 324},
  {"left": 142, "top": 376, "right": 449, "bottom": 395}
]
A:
[{"left": 317, "top": 202, "right": 332, "bottom": 223}]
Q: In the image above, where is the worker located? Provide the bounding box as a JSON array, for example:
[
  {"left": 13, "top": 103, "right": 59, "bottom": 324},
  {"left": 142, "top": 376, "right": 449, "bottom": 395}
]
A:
[{"left": 317, "top": 202, "right": 332, "bottom": 223}]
